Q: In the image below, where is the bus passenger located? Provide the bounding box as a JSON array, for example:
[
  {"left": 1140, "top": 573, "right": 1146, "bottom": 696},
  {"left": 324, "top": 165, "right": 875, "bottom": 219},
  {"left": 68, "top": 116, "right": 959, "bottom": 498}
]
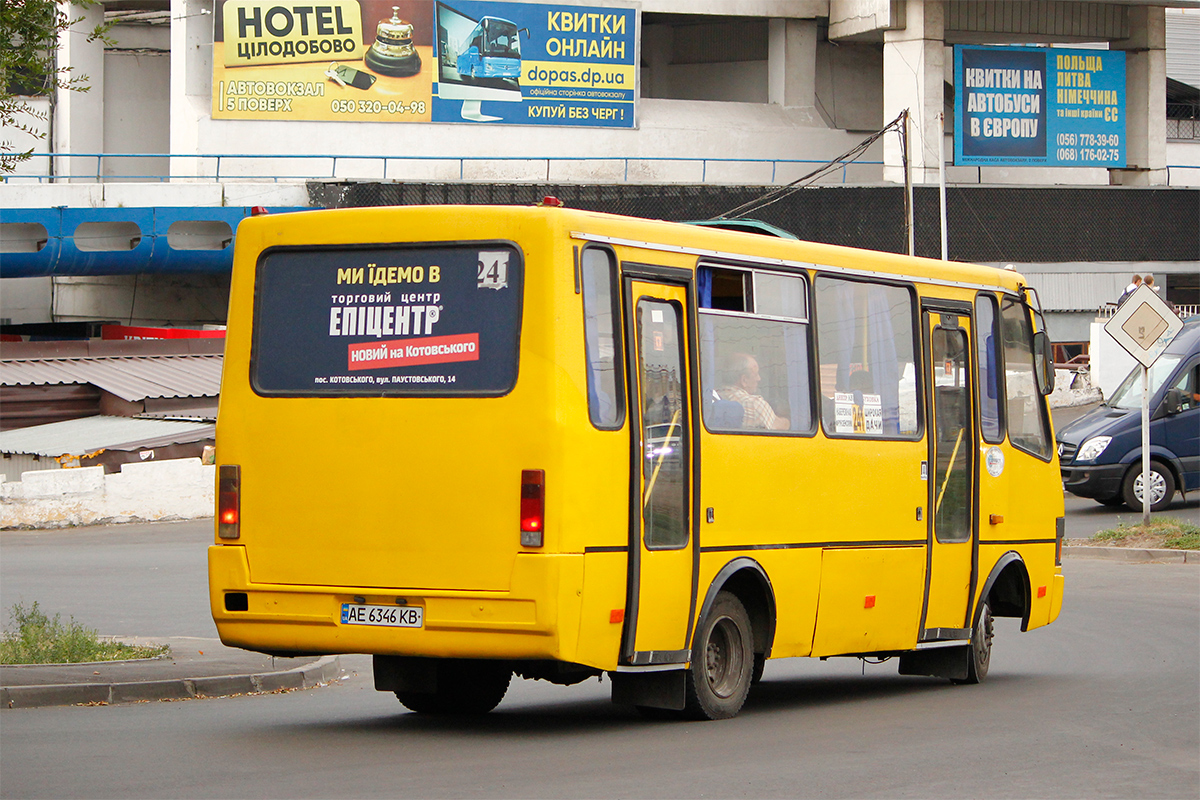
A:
[{"left": 718, "top": 353, "right": 790, "bottom": 430}]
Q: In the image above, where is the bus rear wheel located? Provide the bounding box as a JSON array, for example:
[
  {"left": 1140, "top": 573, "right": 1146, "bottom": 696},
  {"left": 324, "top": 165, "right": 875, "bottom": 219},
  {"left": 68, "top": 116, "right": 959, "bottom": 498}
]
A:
[
  {"left": 394, "top": 659, "right": 512, "bottom": 715},
  {"left": 684, "top": 592, "right": 753, "bottom": 720}
]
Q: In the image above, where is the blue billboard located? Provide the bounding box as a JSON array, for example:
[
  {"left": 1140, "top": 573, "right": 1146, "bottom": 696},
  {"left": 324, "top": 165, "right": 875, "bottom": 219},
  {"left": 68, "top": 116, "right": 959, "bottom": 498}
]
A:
[
  {"left": 954, "top": 45, "right": 1125, "bottom": 168},
  {"left": 432, "top": 1, "right": 637, "bottom": 127}
]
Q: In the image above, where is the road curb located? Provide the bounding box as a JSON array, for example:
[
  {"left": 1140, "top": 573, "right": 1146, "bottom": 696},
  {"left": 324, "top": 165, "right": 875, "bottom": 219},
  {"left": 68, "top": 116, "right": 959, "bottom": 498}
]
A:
[
  {"left": 1063, "top": 546, "right": 1199, "bottom": 564},
  {"left": 1, "top": 655, "right": 344, "bottom": 710}
]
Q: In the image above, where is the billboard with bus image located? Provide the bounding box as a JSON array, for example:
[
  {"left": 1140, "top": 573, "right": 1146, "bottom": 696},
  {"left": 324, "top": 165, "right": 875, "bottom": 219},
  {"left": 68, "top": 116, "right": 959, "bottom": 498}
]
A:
[{"left": 212, "top": 0, "right": 636, "bottom": 127}]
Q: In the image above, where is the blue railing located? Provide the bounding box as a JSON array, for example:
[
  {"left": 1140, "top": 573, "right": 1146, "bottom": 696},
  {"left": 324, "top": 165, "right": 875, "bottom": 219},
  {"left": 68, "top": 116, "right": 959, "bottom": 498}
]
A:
[
  {"left": 7, "top": 152, "right": 1197, "bottom": 186},
  {"left": 3, "top": 153, "right": 883, "bottom": 185}
]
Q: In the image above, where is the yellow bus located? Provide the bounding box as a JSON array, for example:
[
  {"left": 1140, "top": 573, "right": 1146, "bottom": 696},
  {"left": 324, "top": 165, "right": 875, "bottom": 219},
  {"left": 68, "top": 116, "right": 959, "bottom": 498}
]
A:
[{"left": 209, "top": 202, "right": 1065, "bottom": 720}]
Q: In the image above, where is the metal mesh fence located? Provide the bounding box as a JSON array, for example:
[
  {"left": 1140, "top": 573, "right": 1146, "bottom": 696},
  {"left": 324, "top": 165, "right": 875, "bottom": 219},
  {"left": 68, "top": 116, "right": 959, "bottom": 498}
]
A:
[{"left": 308, "top": 181, "right": 1199, "bottom": 264}]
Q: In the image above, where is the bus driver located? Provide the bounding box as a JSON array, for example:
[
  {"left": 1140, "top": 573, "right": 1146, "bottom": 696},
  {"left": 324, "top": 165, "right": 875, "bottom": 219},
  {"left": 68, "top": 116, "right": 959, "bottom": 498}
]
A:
[{"left": 718, "top": 353, "right": 790, "bottom": 431}]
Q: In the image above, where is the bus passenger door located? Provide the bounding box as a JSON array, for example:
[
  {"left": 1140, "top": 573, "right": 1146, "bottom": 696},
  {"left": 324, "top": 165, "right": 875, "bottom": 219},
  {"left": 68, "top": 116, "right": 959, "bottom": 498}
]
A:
[
  {"left": 921, "top": 310, "right": 978, "bottom": 640},
  {"left": 622, "top": 279, "right": 696, "bottom": 666}
]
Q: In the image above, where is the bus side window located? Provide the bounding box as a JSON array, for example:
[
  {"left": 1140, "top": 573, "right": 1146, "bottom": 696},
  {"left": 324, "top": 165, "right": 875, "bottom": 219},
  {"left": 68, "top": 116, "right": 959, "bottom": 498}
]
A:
[
  {"left": 581, "top": 247, "right": 624, "bottom": 428},
  {"left": 814, "top": 277, "right": 920, "bottom": 439},
  {"left": 976, "top": 293, "right": 1005, "bottom": 443},
  {"left": 1000, "top": 297, "right": 1053, "bottom": 459},
  {"left": 698, "top": 265, "right": 812, "bottom": 434}
]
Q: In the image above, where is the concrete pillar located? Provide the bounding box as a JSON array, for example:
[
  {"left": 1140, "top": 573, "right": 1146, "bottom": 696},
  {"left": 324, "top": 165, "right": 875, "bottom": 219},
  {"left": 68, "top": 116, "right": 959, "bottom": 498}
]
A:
[
  {"left": 171, "top": 0, "right": 215, "bottom": 178},
  {"left": 883, "top": 0, "right": 944, "bottom": 184},
  {"left": 768, "top": 19, "right": 818, "bottom": 109},
  {"left": 54, "top": 3, "right": 105, "bottom": 181},
  {"left": 1109, "top": 6, "right": 1167, "bottom": 186}
]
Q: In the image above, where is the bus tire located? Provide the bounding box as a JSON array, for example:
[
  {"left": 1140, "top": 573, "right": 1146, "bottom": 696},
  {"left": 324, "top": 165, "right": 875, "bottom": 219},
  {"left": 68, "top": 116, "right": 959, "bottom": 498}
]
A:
[
  {"left": 952, "top": 602, "right": 994, "bottom": 685},
  {"left": 684, "top": 591, "right": 753, "bottom": 720},
  {"left": 1121, "top": 461, "right": 1175, "bottom": 512},
  {"left": 751, "top": 652, "right": 766, "bottom": 685},
  {"left": 394, "top": 659, "right": 511, "bottom": 715}
]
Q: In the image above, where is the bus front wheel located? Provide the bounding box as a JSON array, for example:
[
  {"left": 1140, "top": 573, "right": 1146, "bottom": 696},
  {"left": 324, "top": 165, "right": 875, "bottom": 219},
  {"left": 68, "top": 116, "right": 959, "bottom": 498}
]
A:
[
  {"left": 952, "top": 602, "right": 994, "bottom": 685},
  {"left": 684, "top": 591, "right": 753, "bottom": 720},
  {"left": 394, "top": 659, "right": 511, "bottom": 715}
]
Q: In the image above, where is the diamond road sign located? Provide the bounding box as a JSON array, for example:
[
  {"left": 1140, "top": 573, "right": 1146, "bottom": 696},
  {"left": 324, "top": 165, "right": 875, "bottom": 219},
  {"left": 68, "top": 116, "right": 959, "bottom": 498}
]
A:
[{"left": 1103, "top": 284, "right": 1184, "bottom": 367}]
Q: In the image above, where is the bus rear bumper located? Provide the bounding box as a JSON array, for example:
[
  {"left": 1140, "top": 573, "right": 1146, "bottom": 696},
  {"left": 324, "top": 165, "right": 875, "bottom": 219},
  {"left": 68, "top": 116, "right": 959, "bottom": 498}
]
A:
[{"left": 208, "top": 545, "right": 582, "bottom": 661}]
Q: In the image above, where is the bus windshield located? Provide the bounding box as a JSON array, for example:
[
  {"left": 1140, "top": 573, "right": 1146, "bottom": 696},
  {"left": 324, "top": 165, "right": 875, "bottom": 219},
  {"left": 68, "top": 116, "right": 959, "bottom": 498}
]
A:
[
  {"left": 1108, "top": 354, "right": 1182, "bottom": 410},
  {"left": 482, "top": 18, "right": 520, "bottom": 57}
]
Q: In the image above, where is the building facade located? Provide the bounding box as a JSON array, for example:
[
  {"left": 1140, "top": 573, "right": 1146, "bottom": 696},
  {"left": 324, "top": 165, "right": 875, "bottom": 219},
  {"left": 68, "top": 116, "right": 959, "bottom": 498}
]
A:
[{"left": 2, "top": 0, "right": 1198, "bottom": 347}]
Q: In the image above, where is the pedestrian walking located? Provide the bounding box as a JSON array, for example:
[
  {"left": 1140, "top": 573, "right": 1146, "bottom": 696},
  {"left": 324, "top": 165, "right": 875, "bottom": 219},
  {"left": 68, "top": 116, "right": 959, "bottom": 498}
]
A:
[{"left": 1117, "top": 274, "right": 1141, "bottom": 306}]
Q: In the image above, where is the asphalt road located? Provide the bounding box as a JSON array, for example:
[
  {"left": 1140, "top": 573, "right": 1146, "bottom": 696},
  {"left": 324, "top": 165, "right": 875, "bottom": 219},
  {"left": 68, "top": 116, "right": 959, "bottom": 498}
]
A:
[
  {"left": 2, "top": 516, "right": 1198, "bottom": 798},
  {"left": 0, "top": 520, "right": 217, "bottom": 639}
]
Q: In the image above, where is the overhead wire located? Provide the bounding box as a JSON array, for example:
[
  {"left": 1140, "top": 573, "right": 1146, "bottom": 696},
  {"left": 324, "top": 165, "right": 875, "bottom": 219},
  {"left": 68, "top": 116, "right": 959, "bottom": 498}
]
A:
[{"left": 714, "top": 111, "right": 910, "bottom": 221}]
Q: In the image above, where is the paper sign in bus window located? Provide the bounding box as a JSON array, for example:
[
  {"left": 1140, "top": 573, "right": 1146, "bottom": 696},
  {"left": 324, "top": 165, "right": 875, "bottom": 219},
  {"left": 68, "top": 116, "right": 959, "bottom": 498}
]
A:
[
  {"left": 834, "top": 392, "right": 855, "bottom": 433},
  {"left": 863, "top": 394, "right": 883, "bottom": 435}
]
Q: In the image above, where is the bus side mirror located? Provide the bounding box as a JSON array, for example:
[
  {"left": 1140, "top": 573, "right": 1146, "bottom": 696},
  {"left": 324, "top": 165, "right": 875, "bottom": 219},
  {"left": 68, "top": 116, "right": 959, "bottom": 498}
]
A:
[
  {"left": 1033, "top": 331, "right": 1055, "bottom": 396},
  {"left": 1162, "top": 388, "right": 1184, "bottom": 416}
]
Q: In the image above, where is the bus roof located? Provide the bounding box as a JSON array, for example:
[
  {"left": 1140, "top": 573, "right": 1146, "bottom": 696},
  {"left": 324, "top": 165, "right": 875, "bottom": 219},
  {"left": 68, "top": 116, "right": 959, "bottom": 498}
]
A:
[{"left": 238, "top": 204, "right": 1029, "bottom": 295}]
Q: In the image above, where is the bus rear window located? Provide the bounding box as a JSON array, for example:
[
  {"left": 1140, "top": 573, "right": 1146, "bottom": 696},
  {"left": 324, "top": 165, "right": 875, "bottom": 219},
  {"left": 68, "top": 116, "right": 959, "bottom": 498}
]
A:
[{"left": 251, "top": 244, "right": 523, "bottom": 396}]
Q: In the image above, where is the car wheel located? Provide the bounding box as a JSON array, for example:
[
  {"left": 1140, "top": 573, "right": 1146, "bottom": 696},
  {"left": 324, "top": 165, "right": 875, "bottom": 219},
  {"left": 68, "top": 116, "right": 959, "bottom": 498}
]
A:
[
  {"left": 683, "top": 591, "right": 753, "bottom": 720},
  {"left": 1121, "top": 461, "right": 1176, "bottom": 512}
]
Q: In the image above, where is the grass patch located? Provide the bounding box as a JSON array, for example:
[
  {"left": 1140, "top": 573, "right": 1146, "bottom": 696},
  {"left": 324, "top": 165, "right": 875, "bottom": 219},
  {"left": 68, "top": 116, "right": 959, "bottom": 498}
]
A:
[
  {"left": 0, "top": 602, "right": 169, "bottom": 665},
  {"left": 1090, "top": 518, "right": 1200, "bottom": 551}
]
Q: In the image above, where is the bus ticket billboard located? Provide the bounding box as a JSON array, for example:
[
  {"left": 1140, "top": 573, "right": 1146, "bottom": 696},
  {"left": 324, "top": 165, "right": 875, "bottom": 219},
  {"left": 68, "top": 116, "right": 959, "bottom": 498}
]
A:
[
  {"left": 954, "top": 45, "right": 1125, "bottom": 168},
  {"left": 211, "top": 0, "right": 637, "bottom": 127}
]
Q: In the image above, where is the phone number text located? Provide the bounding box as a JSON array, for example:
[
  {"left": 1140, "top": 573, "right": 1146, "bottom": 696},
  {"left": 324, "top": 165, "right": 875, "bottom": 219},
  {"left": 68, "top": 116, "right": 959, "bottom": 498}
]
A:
[
  {"left": 330, "top": 99, "right": 428, "bottom": 115},
  {"left": 1053, "top": 147, "right": 1121, "bottom": 163}
]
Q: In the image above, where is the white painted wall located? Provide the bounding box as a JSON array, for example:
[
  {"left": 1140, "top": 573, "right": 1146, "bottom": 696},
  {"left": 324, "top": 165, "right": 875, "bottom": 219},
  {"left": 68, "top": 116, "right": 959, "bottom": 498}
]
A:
[
  {"left": 0, "top": 458, "right": 214, "bottom": 529},
  {"left": 50, "top": 274, "right": 232, "bottom": 326},
  {"left": 0, "top": 278, "right": 53, "bottom": 325},
  {"left": 104, "top": 52, "right": 171, "bottom": 179},
  {"left": 1, "top": 96, "right": 52, "bottom": 174},
  {"left": 1090, "top": 321, "right": 1140, "bottom": 400}
]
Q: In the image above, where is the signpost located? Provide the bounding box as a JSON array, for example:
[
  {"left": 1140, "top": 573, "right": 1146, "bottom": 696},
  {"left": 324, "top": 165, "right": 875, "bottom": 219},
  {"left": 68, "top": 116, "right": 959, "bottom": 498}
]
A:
[{"left": 1103, "top": 286, "right": 1184, "bottom": 523}]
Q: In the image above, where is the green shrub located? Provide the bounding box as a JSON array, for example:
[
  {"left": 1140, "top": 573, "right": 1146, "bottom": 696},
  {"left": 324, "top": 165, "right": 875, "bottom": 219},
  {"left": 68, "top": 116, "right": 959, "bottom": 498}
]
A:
[{"left": 0, "top": 602, "right": 169, "bottom": 665}]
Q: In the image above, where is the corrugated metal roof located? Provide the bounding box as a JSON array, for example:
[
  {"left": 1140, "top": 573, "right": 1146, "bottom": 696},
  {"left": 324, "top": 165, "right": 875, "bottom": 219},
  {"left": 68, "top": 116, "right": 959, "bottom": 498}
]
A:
[
  {"left": 1167, "top": 10, "right": 1200, "bottom": 89},
  {"left": 0, "top": 355, "right": 222, "bottom": 402},
  {"left": 1023, "top": 272, "right": 1131, "bottom": 312},
  {"left": 0, "top": 416, "right": 214, "bottom": 457}
]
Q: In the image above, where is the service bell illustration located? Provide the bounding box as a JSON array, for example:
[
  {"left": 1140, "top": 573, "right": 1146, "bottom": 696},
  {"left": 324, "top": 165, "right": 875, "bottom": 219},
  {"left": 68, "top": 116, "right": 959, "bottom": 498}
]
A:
[{"left": 364, "top": 6, "right": 422, "bottom": 77}]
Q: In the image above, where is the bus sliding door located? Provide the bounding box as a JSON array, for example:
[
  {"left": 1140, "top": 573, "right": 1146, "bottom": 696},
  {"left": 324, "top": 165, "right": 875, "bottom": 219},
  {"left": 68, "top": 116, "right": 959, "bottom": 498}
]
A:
[
  {"left": 621, "top": 278, "right": 697, "bottom": 667},
  {"left": 921, "top": 309, "right": 978, "bottom": 640}
]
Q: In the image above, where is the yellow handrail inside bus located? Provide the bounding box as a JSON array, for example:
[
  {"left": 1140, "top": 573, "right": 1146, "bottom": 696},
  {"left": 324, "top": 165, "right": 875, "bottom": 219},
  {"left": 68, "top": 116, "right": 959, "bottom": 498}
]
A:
[
  {"left": 642, "top": 409, "right": 681, "bottom": 509},
  {"left": 934, "top": 427, "right": 965, "bottom": 515}
]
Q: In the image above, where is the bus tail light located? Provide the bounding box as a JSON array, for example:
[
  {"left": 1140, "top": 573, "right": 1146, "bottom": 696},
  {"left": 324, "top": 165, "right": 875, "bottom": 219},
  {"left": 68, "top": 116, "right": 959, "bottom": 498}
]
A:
[
  {"left": 520, "top": 469, "right": 545, "bottom": 547},
  {"left": 218, "top": 464, "right": 241, "bottom": 540}
]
